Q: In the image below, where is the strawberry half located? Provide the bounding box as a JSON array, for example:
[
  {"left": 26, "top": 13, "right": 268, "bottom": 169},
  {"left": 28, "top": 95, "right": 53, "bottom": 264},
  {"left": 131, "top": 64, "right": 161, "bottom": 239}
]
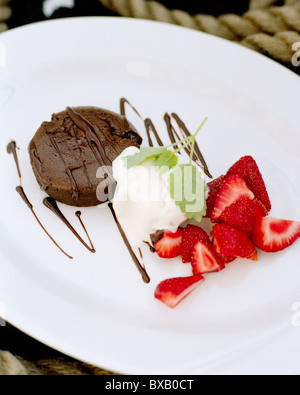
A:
[
  {"left": 154, "top": 274, "right": 205, "bottom": 308},
  {"left": 181, "top": 225, "right": 211, "bottom": 263},
  {"left": 191, "top": 240, "right": 225, "bottom": 275},
  {"left": 213, "top": 223, "right": 258, "bottom": 261},
  {"left": 226, "top": 155, "right": 271, "bottom": 212},
  {"left": 211, "top": 174, "right": 255, "bottom": 223},
  {"left": 251, "top": 217, "right": 300, "bottom": 253},
  {"left": 154, "top": 229, "right": 183, "bottom": 259},
  {"left": 219, "top": 196, "right": 254, "bottom": 235},
  {"left": 205, "top": 175, "right": 225, "bottom": 218}
]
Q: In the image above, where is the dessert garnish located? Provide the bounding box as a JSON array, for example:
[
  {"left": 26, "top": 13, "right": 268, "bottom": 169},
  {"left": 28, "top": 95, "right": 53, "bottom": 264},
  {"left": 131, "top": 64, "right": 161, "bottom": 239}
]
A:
[
  {"left": 108, "top": 202, "right": 150, "bottom": 284},
  {"left": 7, "top": 141, "right": 73, "bottom": 259},
  {"left": 43, "top": 197, "right": 96, "bottom": 253},
  {"left": 7, "top": 141, "right": 22, "bottom": 184},
  {"left": 153, "top": 155, "right": 300, "bottom": 308}
]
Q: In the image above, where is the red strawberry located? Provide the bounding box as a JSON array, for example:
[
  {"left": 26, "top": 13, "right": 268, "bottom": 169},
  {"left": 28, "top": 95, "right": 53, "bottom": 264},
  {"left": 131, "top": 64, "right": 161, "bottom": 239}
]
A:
[
  {"left": 154, "top": 229, "right": 183, "bottom": 259},
  {"left": 216, "top": 253, "right": 236, "bottom": 265},
  {"left": 154, "top": 274, "right": 205, "bottom": 308},
  {"left": 219, "top": 196, "right": 254, "bottom": 235},
  {"left": 251, "top": 217, "right": 300, "bottom": 252},
  {"left": 181, "top": 225, "right": 211, "bottom": 263},
  {"left": 213, "top": 223, "right": 258, "bottom": 261},
  {"left": 252, "top": 198, "right": 268, "bottom": 218},
  {"left": 191, "top": 240, "right": 225, "bottom": 274},
  {"left": 211, "top": 174, "right": 255, "bottom": 222},
  {"left": 205, "top": 175, "right": 225, "bottom": 218},
  {"left": 226, "top": 155, "right": 271, "bottom": 212}
]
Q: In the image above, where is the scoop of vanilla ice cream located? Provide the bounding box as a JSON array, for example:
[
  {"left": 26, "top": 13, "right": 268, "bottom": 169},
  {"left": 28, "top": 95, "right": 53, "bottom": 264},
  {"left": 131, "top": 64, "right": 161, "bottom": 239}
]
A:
[{"left": 112, "top": 147, "right": 189, "bottom": 247}]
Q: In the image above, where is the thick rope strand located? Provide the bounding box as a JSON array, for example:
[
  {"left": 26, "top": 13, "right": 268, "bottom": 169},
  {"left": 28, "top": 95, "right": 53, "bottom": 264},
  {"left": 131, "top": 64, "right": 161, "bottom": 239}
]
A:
[
  {"left": 98, "top": 0, "right": 300, "bottom": 67},
  {"left": 0, "top": 0, "right": 11, "bottom": 32}
]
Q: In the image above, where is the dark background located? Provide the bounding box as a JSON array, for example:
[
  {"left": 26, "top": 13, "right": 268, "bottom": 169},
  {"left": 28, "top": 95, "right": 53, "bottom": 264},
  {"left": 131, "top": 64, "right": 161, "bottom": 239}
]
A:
[{"left": 8, "top": 0, "right": 251, "bottom": 29}]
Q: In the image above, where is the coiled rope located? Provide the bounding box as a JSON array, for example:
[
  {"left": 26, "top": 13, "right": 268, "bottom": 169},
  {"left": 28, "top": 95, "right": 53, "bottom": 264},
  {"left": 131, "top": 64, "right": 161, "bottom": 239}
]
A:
[
  {"left": 1, "top": 0, "right": 299, "bottom": 68},
  {"left": 0, "top": 0, "right": 11, "bottom": 33},
  {"left": 97, "top": 0, "right": 300, "bottom": 69}
]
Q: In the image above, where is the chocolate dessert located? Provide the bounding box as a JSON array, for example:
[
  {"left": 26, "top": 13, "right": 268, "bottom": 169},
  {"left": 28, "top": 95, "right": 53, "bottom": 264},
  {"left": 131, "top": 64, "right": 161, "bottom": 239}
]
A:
[{"left": 29, "top": 106, "right": 142, "bottom": 207}]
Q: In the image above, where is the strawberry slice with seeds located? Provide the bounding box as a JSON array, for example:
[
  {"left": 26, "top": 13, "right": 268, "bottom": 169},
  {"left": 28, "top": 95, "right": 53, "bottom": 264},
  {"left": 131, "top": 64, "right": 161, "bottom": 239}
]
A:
[
  {"left": 251, "top": 217, "right": 300, "bottom": 252},
  {"left": 252, "top": 198, "right": 268, "bottom": 218},
  {"left": 213, "top": 223, "right": 258, "bottom": 261},
  {"left": 205, "top": 175, "right": 225, "bottom": 218},
  {"left": 181, "top": 225, "right": 211, "bottom": 263},
  {"left": 154, "top": 229, "right": 183, "bottom": 259},
  {"left": 226, "top": 155, "right": 271, "bottom": 212},
  {"left": 154, "top": 274, "right": 205, "bottom": 308},
  {"left": 191, "top": 240, "right": 225, "bottom": 275},
  {"left": 211, "top": 174, "right": 255, "bottom": 222},
  {"left": 220, "top": 196, "right": 254, "bottom": 235}
]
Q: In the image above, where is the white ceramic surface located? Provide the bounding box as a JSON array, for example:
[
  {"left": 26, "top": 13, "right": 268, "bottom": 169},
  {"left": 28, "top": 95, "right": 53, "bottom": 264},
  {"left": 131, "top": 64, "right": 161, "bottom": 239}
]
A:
[{"left": 0, "top": 17, "right": 299, "bottom": 375}]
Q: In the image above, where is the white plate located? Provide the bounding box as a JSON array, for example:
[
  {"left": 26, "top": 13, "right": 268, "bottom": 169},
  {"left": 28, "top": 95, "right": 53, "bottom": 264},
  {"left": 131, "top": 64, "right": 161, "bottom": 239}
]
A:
[{"left": 0, "top": 17, "right": 299, "bottom": 375}]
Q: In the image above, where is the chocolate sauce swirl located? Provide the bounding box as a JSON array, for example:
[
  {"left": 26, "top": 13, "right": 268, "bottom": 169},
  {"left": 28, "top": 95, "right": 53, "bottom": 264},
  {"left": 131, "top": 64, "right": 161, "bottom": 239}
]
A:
[
  {"left": 7, "top": 141, "right": 22, "bottom": 183},
  {"left": 43, "top": 197, "right": 95, "bottom": 253},
  {"left": 7, "top": 141, "right": 73, "bottom": 259},
  {"left": 108, "top": 202, "right": 150, "bottom": 284},
  {"left": 120, "top": 98, "right": 212, "bottom": 178}
]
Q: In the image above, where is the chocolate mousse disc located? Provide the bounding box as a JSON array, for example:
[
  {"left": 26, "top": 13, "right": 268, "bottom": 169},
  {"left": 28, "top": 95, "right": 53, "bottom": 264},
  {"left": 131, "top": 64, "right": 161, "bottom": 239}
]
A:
[{"left": 29, "top": 106, "right": 142, "bottom": 207}]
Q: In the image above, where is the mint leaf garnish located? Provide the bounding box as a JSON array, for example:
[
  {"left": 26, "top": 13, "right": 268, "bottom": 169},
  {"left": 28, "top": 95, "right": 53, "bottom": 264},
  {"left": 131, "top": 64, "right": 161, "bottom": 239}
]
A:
[
  {"left": 124, "top": 147, "right": 166, "bottom": 168},
  {"left": 153, "top": 150, "right": 178, "bottom": 172},
  {"left": 169, "top": 164, "right": 206, "bottom": 222}
]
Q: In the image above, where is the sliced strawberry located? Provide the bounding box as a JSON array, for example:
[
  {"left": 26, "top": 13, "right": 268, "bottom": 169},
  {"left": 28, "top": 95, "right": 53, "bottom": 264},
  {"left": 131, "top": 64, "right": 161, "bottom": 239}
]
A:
[
  {"left": 205, "top": 175, "right": 225, "bottom": 218},
  {"left": 252, "top": 198, "right": 268, "bottom": 218},
  {"left": 226, "top": 155, "right": 271, "bottom": 212},
  {"left": 191, "top": 240, "right": 225, "bottom": 274},
  {"left": 211, "top": 174, "right": 255, "bottom": 223},
  {"left": 216, "top": 253, "right": 236, "bottom": 265},
  {"left": 154, "top": 274, "right": 205, "bottom": 308},
  {"left": 213, "top": 223, "right": 258, "bottom": 261},
  {"left": 251, "top": 217, "right": 300, "bottom": 252},
  {"left": 220, "top": 196, "right": 254, "bottom": 235},
  {"left": 154, "top": 229, "right": 183, "bottom": 259},
  {"left": 181, "top": 225, "right": 211, "bottom": 263}
]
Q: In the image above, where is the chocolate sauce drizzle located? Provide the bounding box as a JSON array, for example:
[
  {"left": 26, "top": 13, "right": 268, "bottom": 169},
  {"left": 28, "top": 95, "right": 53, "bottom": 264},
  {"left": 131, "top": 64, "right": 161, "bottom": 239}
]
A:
[
  {"left": 120, "top": 98, "right": 164, "bottom": 148},
  {"left": 120, "top": 98, "right": 213, "bottom": 179},
  {"left": 7, "top": 141, "right": 22, "bottom": 184},
  {"left": 108, "top": 203, "right": 150, "bottom": 284},
  {"left": 169, "top": 113, "right": 212, "bottom": 178},
  {"left": 43, "top": 197, "right": 95, "bottom": 253},
  {"left": 7, "top": 141, "right": 73, "bottom": 260},
  {"left": 66, "top": 107, "right": 113, "bottom": 168},
  {"left": 49, "top": 136, "right": 80, "bottom": 201}
]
